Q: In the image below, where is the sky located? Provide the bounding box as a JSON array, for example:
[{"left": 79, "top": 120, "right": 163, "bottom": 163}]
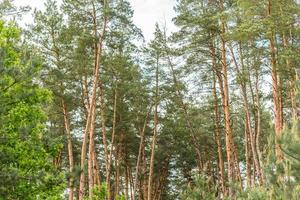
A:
[{"left": 14, "top": 0, "right": 177, "bottom": 41}]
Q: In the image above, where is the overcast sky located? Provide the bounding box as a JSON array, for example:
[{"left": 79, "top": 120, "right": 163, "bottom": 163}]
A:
[{"left": 14, "top": 0, "right": 177, "bottom": 41}]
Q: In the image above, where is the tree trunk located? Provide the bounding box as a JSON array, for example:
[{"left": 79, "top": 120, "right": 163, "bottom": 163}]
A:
[
  {"left": 212, "top": 64, "right": 226, "bottom": 196},
  {"left": 244, "top": 120, "right": 252, "bottom": 187},
  {"left": 105, "top": 87, "right": 117, "bottom": 199},
  {"left": 268, "top": 0, "right": 284, "bottom": 162},
  {"left": 125, "top": 165, "right": 129, "bottom": 200},
  {"left": 133, "top": 106, "right": 152, "bottom": 200},
  {"left": 62, "top": 100, "right": 75, "bottom": 200},
  {"left": 147, "top": 56, "right": 159, "bottom": 200},
  {"left": 254, "top": 68, "right": 265, "bottom": 184},
  {"left": 99, "top": 80, "right": 111, "bottom": 198},
  {"left": 143, "top": 149, "right": 148, "bottom": 200},
  {"left": 228, "top": 43, "right": 262, "bottom": 184},
  {"left": 220, "top": 17, "right": 240, "bottom": 193},
  {"left": 153, "top": 157, "right": 169, "bottom": 200},
  {"left": 92, "top": 147, "right": 101, "bottom": 185},
  {"left": 115, "top": 144, "right": 120, "bottom": 197},
  {"left": 79, "top": 1, "right": 109, "bottom": 198},
  {"left": 129, "top": 166, "right": 134, "bottom": 200}
]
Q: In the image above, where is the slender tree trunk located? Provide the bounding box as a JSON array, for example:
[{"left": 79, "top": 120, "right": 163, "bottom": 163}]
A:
[
  {"left": 219, "top": 16, "right": 240, "bottom": 193},
  {"left": 147, "top": 57, "right": 159, "bottom": 200},
  {"left": 88, "top": 99, "right": 98, "bottom": 197},
  {"left": 79, "top": 1, "right": 109, "bottom": 198},
  {"left": 244, "top": 120, "right": 252, "bottom": 187},
  {"left": 133, "top": 106, "right": 152, "bottom": 200},
  {"left": 53, "top": 150, "right": 62, "bottom": 169},
  {"left": 228, "top": 43, "right": 262, "bottom": 184},
  {"left": 62, "top": 100, "right": 75, "bottom": 200},
  {"left": 98, "top": 82, "right": 113, "bottom": 199},
  {"left": 153, "top": 157, "right": 169, "bottom": 200},
  {"left": 209, "top": 10, "right": 242, "bottom": 190},
  {"left": 129, "top": 166, "right": 134, "bottom": 200},
  {"left": 92, "top": 148, "right": 101, "bottom": 185},
  {"left": 81, "top": 77, "right": 101, "bottom": 187},
  {"left": 125, "top": 165, "right": 129, "bottom": 200},
  {"left": 105, "top": 87, "right": 118, "bottom": 199},
  {"left": 254, "top": 68, "right": 265, "bottom": 184},
  {"left": 210, "top": 38, "right": 238, "bottom": 194},
  {"left": 99, "top": 80, "right": 111, "bottom": 197},
  {"left": 115, "top": 144, "right": 120, "bottom": 197},
  {"left": 143, "top": 149, "right": 148, "bottom": 200},
  {"left": 268, "top": 0, "right": 284, "bottom": 162},
  {"left": 212, "top": 65, "right": 225, "bottom": 196}
]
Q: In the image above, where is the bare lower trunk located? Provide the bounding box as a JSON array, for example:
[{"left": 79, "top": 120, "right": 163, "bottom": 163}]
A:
[
  {"left": 244, "top": 121, "right": 252, "bottom": 187},
  {"left": 99, "top": 81, "right": 110, "bottom": 198},
  {"left": 229, "top": 43, "right": 262, "bottom": 184},
  {"left": 147, "top": 54, "right": 160, "bottom": 200},
  {"left": 106, "top": 88, "right": 117, "bottom": 199},
  {"left": 79, "top": 107, "right": 91, "bottom": 199},
  {"left": 133, "top": 106, "right": 152, "bottom": 200},
  {"left": 129, "top": 166, "right": 134, "bottom": 200},
  {"left": 143, "top": 150, "right": 148, "bottom": 200},
  {"left": 220, "top": 19, "right": 240, "bottom": 193},
  {"left": 79, "top": 2, "right": 108, "bottom": 198},
  {"left": 125, "top": 165, "right": 129, "bottom": 200},
  {"left": 153, "top": 157, "right": 169, "bottom": 200},
  {"left": 88, "top": 97, "right": 98, "bottom": 197},
  {"left": 61, "top": 100, "right": 74, "bottom": 200},
  {"left": 267, "top": 0, "right": 284, "bottom": 162},
  {"left": 212, "top": 64, "right": 225, "bottom": 195},
  {"left": 211, "top": 36, "right": 238, "bottom": 194},
  {"left": 115, "top": 145, "right": 120, "bottom": 196},
  {"left": 254, "top": 69, "right": 265, "bottom": 184},
  {"left": 92, "top": 148, "right": 100, "bottom": 185},
  {"left": 147, "top": 98, "right": 158, "bottom": 200}
]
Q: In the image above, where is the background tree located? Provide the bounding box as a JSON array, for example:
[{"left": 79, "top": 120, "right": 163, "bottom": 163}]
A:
[{"left": 0, "top": 19, "right": 65, "bottom": 200}]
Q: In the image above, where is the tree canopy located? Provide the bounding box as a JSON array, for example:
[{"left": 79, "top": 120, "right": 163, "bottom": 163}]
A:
[{"left": 0, "top": 0, "right": 300, "bottom": 199}]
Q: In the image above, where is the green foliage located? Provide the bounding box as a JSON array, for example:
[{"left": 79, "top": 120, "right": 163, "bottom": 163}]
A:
[
  {"left": 91, "top": 184, "right": 108, "bottom": 200},
  {"left": 83, "top": 184, "right": 126, "bottom": 200},
  {"left": 1, "top": 0, "right": 300, "bottom": 199},
  {"left": 180, "top": 175, "right": 217, "bottom": 200},
  {"left": 237, "top": 121, "right": 300, "bottom": 200},
  {"left": 0, "top": 20, "right": 65, "bottom": 199},
  {"left": 237, "top": 187, "right": 269, "bottom": 200}
]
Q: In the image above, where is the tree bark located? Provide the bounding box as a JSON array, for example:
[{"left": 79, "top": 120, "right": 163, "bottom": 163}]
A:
[
  {"left": 254, "top": 68, "right": 265, "bottom": 184},
  {"left": 62, "top": 100, "right": 75, "bottom": 200},
  {"left": 212, "top": 62, "right": 226, "bottom": 196},
  {"left": 105, "top": 87, "right": 117, "bottom": 199},
  {"left": 142, "top": 144, "right": 148, "bottom": 200},
  {"left": 99, "top": 80, "right": 110, "bottom": 197},
  {"left": 147, "top": 56, "right": 159, "bottom": 200},
  {"left": 125, "top": 165, "right": 129, "bottom": 200},
  {"left": 228, "top": 43, "right": 262, "bottom": 184},
  {"left": 133, "top": 106, "right": 152, "bottom": 200},
  {"left": 219, "top": 13, "right": 240, "bottom": 192},
  {"left": 78, "top": 1, "right": 109, "bottom": 199},
  {"left": 268, "top": 0, "right": 284, "bottom": 162}
]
